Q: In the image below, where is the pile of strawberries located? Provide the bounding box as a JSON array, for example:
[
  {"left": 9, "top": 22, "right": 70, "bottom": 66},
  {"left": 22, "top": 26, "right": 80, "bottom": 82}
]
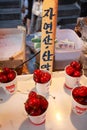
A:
[
  {"left": 72, "top": 86, "right": 87, "bottom": 105},
  {"left": 65, "top": 60, "right": 82, "bottom": 77},
  {"left": 33, "top": 69, "right": 51, "bottom": 83},
  {"left": 0, "top": 67, "right": 16, "bottom": 83},
  {"left": 24, "top": 91, "right": 48, "bottom": 116}
]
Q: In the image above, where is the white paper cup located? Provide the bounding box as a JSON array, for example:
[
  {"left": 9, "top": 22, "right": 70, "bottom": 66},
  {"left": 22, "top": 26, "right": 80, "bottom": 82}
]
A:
[
  {"left": 34, "top": 69, "right": 51, "bottom": 97},
  {"left": 29, "top": 108, "right": 47, "bottom": 125},
  {"left": 36, "top": 79, "right": 51, "bottom": 97},
  {"left": 71, "top": 88, "right": 87, "bottom": 115},
  {"left": 0, "top": 71, "right": 17, "bottom": 95},
  {"left": 64, "top": 67, "right": 81, "bottom": 89}
]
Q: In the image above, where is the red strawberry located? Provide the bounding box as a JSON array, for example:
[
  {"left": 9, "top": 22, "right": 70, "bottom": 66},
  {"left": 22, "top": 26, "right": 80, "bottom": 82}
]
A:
[
  {"left": 72, "top": 87, "right": 80, "bottom": 97},
  {"left": 75, "top": 63, "right": 82, "bottom": 71},
  {"left": 74, "top": 97, "right": 84, "bottom": 104},
  {"left": 34, "top": 69, "right": 42, "bottom": 78},
  {"left": 28, "top": 91, "right": 37, "bottom": 99},
  {"left": 0, "top": 73, "right": 8, "bottom": 83},
  {"left": 44, "top": 72, "right": 51, "bottom": 81},
  {"left": 38, "top": 95, "right": 48, "bottom": 111},
  {"left": 40, "top": 76, "right": 48, "bottom": 83},
  {"left": 3, "top": 67, "right": 11, "bottom": 74},
  {"left": 33, "top": 69, "right": 42, "bottom": 83},
  {"left": 73, "top": 70, "right": 81, "bottom": 77},
  {"left": 78, "top": 86, "right": 87, "bottom": 97},
  {"left": 33, "top": 75, "right": 40, "bottom": 83},
  {"left": 30, "top": 108, "right": 42, "bottom": 116},
  {"left": 70, "top": 61, "right": 79, "bottom": 68},
  {"left": 66, "top": 65, "right": 75, "bottom": 76},
  {"left": 7, "top": 70, "right": 16, "bottom": 82},
  {"left": 70, "top": 61, "right": 82, "bottom": 71},
  {"left": 28, "top": 98, "right": 40, "bottom": 110}
]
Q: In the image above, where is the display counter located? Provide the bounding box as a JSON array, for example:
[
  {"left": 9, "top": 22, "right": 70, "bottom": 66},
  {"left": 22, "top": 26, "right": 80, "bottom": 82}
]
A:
[{"left": 0, "top": 71, "right": 87, "bottom": 130}]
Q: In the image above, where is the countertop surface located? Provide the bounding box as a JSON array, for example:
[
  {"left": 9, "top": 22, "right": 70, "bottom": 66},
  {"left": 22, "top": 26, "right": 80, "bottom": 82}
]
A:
[{"left": 0, "top": 71, "right": 87, "bottom": 130}]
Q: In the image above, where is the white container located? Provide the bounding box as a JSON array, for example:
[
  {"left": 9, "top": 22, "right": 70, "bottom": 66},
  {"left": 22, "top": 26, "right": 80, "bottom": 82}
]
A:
[
  {"left": 0, "top": 28, "right": 26, "bottom": 61},
  {"left": 64, "top": 66, "right": 82, "bottom": 89},
  {"left": 64, "top": 70, "right": 81, "bottom": 90},
  {"left": 54, "top": 29, "right": 83, "bottom": 70},
  {"left": 29, "top": 110, "right": 47, "bottom": 125},
  {"left": 35, "top": 69, "right": 51, "bottom": 97},
  {"left": 36, "top": 79, "right": 51, "bottom": 97},
  {"left": 71, "top": 87, "right": 87, "bottom": 116},
  {"left": 0, "top": 71, "right": 17, "bottom": 95}
]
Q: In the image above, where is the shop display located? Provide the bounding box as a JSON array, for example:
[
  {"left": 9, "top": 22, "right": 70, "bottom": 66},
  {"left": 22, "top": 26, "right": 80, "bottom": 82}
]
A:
[
  {"left": 0, "top": 68, "right": 87, "bottom": 129},
  {"left": 0, "top": 1, "right": 87, "bottom": 129}
]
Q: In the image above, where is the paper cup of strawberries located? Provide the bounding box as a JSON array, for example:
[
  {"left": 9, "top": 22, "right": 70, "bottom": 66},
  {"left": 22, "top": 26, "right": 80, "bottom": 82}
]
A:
[
  {"left": 24, "top": 91, "right": 48, "bottom": 125},
  {"left": 33, "top": 69, "right": 51, "bottom": 97},
  {"left": 71, "top": 86, "right": 87, "bottom": 115},
  {"left": 0, "top": 67, "right": 17, "bottom": 94},
  {"left": 64, "top": 60, "right": 83, "bottom": 89}
]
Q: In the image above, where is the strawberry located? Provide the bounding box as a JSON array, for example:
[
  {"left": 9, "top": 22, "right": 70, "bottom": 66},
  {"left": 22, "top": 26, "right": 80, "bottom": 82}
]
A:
[
  {"left": 70, "top": 60, "right": 82, "bottom": 71},
  {"left": 70, "top": 61, "right": 79, "bottom": 68},
  {"left": 40, "top": 76, "right": 48, "bottom": 83},
  {"left": 73, "top": 70, "right": 81, "bottom": 77},
  {"left": 43, "top": 72, "right": 51, "bottom": 81},
  {"left": 28, "top": 98, "right": 40, "bottom": 110},
  {"left": 0, "top": 73, "right": 8, "bottom": 83},
  {"left": 3, "top": 67, "right": 11, "bottom": 74},
  {"left": 75, "top": 62, "right": 82, "bottom": 71},
  {"left": 66, "top": 65, "right": 75, "bottom": 76},
  {"left": 34, "top": 69, "right": 42, "bottom": 78},
  {"left": 30, "top": 108, "right": 42, "bottom": 116},
  {"left": 78, "top": 86, "right": 87, "bottom": 97},
  {"left": 33, "top": 69, "right": 51, "bottom": 83},
  {"left": 38, "top": 95, "right": 48, "bottom": 112},
  {"left": 28, "top": 91, "right": 37, "bottom": 99},
  {"left": 72, "top": 87, "right": 80, "bottom": 97},
  {"left": 8, "top": 70, "right": 16, "bottom": 81}
]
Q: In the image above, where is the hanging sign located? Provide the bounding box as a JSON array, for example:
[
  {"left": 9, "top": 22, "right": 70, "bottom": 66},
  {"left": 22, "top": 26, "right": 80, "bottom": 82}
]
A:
[{"left": 40, "top": 0, "right": 58, "bottom": 73}]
